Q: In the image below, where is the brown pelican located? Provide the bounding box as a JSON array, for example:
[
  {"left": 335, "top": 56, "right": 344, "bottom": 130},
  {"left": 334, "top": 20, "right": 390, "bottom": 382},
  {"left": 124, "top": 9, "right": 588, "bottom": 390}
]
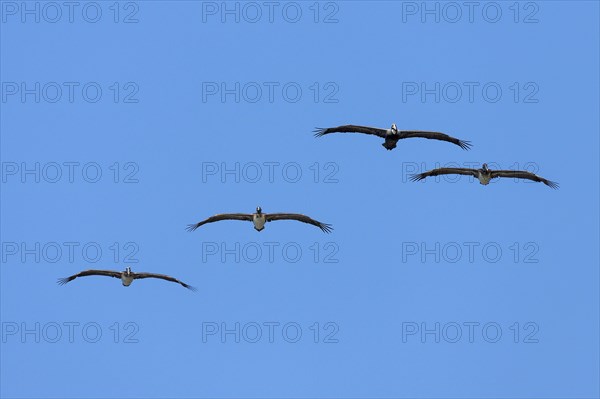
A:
[
  {"left": 313, "top": 123, "right": 472, "bottom": 150},
  {"left": 410, "top": 163, "right": 559, "bottom": 188},
  {"left": 57, "top": 267, "right": 196, "bottom": 290},
  {"left": 186, "top": 206, "right": 333, "bottom": 233}
]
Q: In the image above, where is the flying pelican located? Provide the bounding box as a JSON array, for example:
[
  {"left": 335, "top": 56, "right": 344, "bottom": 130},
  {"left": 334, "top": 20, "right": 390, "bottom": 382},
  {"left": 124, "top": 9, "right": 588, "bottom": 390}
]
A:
[
  {"left": 313, "top": 123, "right": 472, "bottom": 151},
  {"left": 57, "top": 267, "right": 196, "bottom": 290},
  {"left": 187, "top": 206, "right": 333, "bottom": 233},
  {"left": 410, "top": 163, "right": 559, "bottom": 188}
]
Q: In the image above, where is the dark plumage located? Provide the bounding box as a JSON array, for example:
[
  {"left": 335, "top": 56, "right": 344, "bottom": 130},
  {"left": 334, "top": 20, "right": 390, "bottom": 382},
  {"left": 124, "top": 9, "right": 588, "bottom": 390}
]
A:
[
  {"left": 186, "top": 214, "right": 252, "bottom": 231},
  {"left": 313, "top": 123, "right": 472, "bottom": 150},
  {"left": 410, "top": 163, "right": 558, "bottom": 189},
  {"left": 265, "top": 213, "right": 333, "bottom": 233},
  {"left": 187, "top": 206, "right": 333, "bottom": 233},
  {"left": 57, "top": 267, "right": 196, "bottom": 290}
]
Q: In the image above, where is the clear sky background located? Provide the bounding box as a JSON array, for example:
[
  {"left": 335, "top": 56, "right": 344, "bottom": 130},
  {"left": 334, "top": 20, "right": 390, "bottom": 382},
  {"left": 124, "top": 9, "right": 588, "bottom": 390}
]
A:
[{"left": 1, "top": 1, "right": 599, "bottom": 398}]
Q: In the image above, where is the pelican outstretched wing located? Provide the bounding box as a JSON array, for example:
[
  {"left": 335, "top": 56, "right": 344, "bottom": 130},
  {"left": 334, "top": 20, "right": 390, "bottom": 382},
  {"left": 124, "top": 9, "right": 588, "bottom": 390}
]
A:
[
  {"left": 265, "top": 213, "right": 333, "bottom": 233},
  {"left": 490, "top": 170, "right": 559, "bottom": 189},
  {"left": 134, "top": 273, "right": 197, "bottom": 291},
  {"left": 410, "top": 168, "right": 478, "bottom": 182},
  {"left": 398, "top": 131, "right": 472, "bottom": 150},
  {"left": 314, "top": 125, "right": 388, "bottom": 138},
  {"left": 186, "top": 213, "right": 253, "bottom": 231},
  {"left": 57, "top": 269, "right": 121, "bottom": 285}
]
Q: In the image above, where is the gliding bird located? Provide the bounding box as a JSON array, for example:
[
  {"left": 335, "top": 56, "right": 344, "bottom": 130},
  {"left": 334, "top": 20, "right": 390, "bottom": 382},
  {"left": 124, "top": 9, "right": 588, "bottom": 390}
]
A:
[
  {"left": 57, "top": 267, "right": 196, "bottom": 290},
  {"left": 410, "top": 163, "right": 559, "bottom": 188},
  {"left": 314, "top": 123, "right": 472, "bottom": 151},
  {"left": 187, "top": 206, "right": 333, "bottom": 233}
]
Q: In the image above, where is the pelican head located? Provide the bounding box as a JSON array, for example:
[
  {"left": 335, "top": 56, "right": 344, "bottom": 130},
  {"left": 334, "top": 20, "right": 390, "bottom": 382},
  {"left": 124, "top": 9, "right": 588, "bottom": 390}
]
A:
[
  {"left": 256, "top": 206, "right": 262, "bottom": 214},
  {"left": 390, "top": 123, "right": 398, "bottom": 134}
]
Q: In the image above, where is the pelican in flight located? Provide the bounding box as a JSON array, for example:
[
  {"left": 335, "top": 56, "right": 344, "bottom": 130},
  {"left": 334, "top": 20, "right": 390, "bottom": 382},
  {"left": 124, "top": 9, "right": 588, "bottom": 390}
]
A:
[
  {"left": 187, "top": 206, "right": 333, "bottom": 233},
  {"left": 410, "top": 163, "right": 559, "bottom": 188},
  {"left": 314, "top": 123, "right": 472, "bottom": 151},
  {"left": 57, "top": 267, "right": 196, "bottom": 290}
]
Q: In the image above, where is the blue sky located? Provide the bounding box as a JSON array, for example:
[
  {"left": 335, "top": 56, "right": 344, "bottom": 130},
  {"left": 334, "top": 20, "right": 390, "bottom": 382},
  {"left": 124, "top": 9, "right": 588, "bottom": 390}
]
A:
[{"left": 1, "top": 1, "right": 598, "bottom": 398}]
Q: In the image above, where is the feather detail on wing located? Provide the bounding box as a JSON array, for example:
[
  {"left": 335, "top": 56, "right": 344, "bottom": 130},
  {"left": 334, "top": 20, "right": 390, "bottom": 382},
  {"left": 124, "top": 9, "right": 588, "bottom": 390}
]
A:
[
  {"left": 265, "top": 213, "right": 333, "bottom": 233},
  {"left": 410, "top": 168, "right": 478, "bottom": 182},
  {"left": 398, "top": 131, "right": 472, "bottom": 150},
  {"left": 134, "top": 273, "right": 197, "bottom": 291},
  {"left": 313, "top": 125, "right": 388, "bottom": 139},
  {"left": 491, "top": 170, "right": 559, "bottom": 189},
  {"left": 186, "top": 213, "right": 253, "bottom": 231},
  {"left": 57, "top": 269, "right": 121, "bottom": 285}
]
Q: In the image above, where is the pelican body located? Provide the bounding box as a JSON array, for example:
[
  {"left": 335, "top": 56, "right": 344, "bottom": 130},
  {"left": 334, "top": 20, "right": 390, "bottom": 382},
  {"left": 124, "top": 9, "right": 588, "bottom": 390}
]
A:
[
  {"left": 252, "top": 208, "right": 267, "bottom": 231},
  {"left": 121, "top": 267, "right": 134, "bottom": 286}
]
